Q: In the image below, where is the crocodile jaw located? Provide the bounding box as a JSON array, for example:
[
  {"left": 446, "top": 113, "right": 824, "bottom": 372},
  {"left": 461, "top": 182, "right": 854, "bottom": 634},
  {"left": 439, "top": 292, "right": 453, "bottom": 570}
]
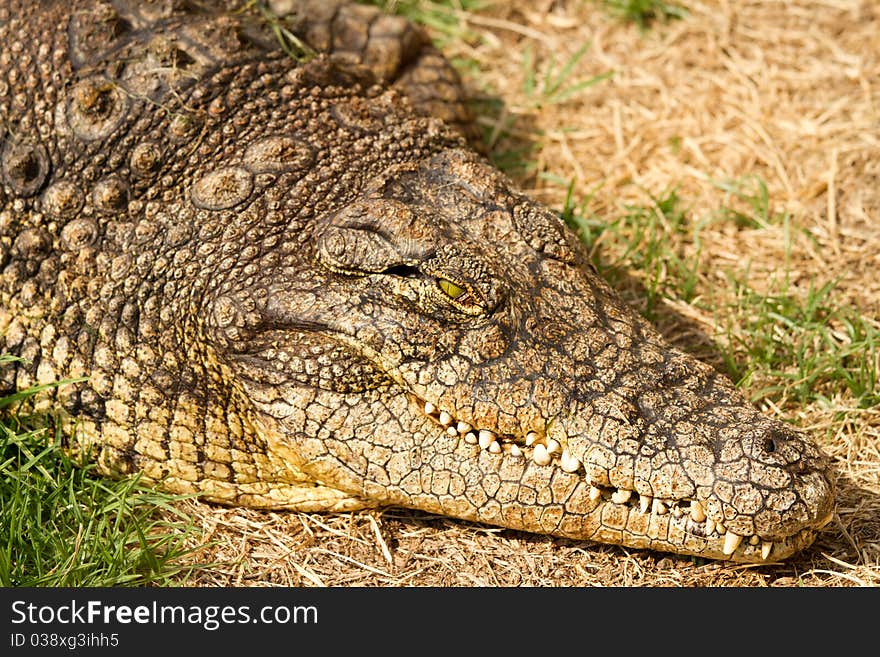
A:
[
  {"left": 413, "top": 393, "right": 834, "bottom": 562},
  {"left": 246, "top": 378, "right": 834, "bottom": 563},
  {"left": 409, "top": 394, "right": 834, "bottom": 562}
]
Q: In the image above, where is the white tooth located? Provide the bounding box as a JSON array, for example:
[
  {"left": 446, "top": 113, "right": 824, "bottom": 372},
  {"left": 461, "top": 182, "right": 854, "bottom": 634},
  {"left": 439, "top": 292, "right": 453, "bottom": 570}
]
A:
[
  {"left": 478, "top": 431, "right": 495, "bottom": 450},
  {"left": 509, "top": 444, "right": 522, "bottom": 457},
  {"left": 488, "top": 441, "right": 501, "bottom": 454},
  {"left": 464, "top": 432, "right": 478, "bottom": 444},
  {"left": 639, "top": 495, "right": 652, "bottom": 514},
  {"left": 611, "top": 488, "right": 632, "bottom": 505},
  {"left": 447, "top": 426, "right": 459, "bottom": 436},
  {"left": 424, "top": 402, "right": 436, "bottom": 415},
  {"left": 560, "top": 449, "right": 580, "bottom": 473},
  {"left": 456, "top": 421, "right": 471, "bottom": 435},
  {"left": 532, "top": 443, "right": 551, "bottom": 465},
  {"left": 690, "top": 500, "right": 707, "bottom": 522},
  {"left": 672, "top": 505, "right": 683, "bottom": 518},
  {"left": 589, "top": 486, "right": 602, "bottom": 501},
  {"left": 716, "top": 521, "right": 726, "bottom": 533},
  {"left": 722, "top": 531, "right": 743, "bottom": 556},
  {"left": 749, "top": 535, "right": 760, "bottom": 546},
  {"left": 652, "top": 498, "right": 667, "bottom": 515},
  {"left": 545, "top": 438, "right": 561, "bottom": 455},
  {"left": 439, "top": 411, "right": 452, "bottom": 427},
  {"left": 761, "top": 541, "right": 773, "bottom": 560},
  {"left": 705, "top": 518, "right": 716, "bottom": 535},
  {"left": 525, "top": 432, "right": 539, "bottom": 446}
]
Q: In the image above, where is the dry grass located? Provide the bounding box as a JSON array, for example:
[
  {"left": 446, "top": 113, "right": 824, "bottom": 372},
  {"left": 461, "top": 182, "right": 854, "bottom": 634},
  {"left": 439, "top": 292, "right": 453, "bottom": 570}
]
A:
[{"left": 171, "top": 0, "right": 880, "bottom": 587}]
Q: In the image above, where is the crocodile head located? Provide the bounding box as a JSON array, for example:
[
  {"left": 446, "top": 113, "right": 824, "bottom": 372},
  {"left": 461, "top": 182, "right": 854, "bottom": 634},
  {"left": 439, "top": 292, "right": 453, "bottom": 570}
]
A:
[{"left": 219, "top": 147, "right": 834, "bottom": 563}]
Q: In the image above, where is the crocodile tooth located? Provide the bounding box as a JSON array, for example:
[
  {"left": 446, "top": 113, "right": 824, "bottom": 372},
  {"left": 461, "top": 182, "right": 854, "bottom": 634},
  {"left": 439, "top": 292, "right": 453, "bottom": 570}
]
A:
[
  {"left": 478, "top": 430, "right": 495, "bottom": 450},
  {"left": 456, "top": 421, "right": 471, "bottom": 435},
  {"left": 545, "top": 438, "right": 561, "bottom": 455},
  {"left": 611, "top": 488, "right": 632, "bottom": 504},
  {"left": 705, "top": 518, "right": 716, "bottom": 535},
  {"left": 532, "top": 443, "right": 551, "bottom": 466},
  {"left": 509, "top": 444, "right": 522, "bottom": 457},
  {"left": 722, "top": 531, "right": 743, "bottom": 556},
  {"left": 749, "top": 535, "right": 760, "bottom": 546},
  {"left": 560, "top": 449, "right": 580, "bottom": 473},
  {"left": 439, "top": 411, "right": 452, "bottom": 427},
  {"left": 690, "top": 500, "right": 707, "bottom": 522},
  {"left": 652, "top": 498, "right": 667, "bottom": 515},
  {"left": 818, "top": 511, "right": 834, "bottom": 528},
  {"left": 639, "top": 494, "right": 652, "bottom": 514},
  {"left": 761, "top": 541, "right": 773, "bottom": 560},
  {"left": 488, "top": 441, "right": 501, "bottom": 454},
  {"left": 589, "top": 486, "right": 602, "bottom": 501},
  {"left": 424, "top": 402, "right": 436, "bottom": 415},
  {"left": 716, "top": 521, "right": 726, "bottom": 533},
  {"left": 525, "top": 431, "right": 539, "bottom": 446},
  {"left": 464, "top": 432, "right": 478, "bottom": 444},
  {"left": 672, "top": 504, "right": 683, "bottom": 518},
  {"left": 446, "top": 426, "right": 458, "bottom": 437}
]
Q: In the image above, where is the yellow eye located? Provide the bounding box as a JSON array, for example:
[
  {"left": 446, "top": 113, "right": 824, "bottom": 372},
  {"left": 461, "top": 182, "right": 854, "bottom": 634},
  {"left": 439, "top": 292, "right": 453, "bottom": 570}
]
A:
[{"left": 438, "top": 278, "right": 466, "bottom": 299}]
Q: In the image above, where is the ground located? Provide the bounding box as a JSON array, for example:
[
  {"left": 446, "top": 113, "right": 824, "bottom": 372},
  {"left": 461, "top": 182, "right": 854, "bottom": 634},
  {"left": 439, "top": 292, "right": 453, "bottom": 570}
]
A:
[{"left": 164, "top": 0, "right": 880, "bottom": 587}]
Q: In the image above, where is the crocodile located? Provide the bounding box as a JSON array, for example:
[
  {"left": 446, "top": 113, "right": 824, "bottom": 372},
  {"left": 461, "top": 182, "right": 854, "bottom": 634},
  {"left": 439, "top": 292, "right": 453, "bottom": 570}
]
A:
[{"left": 0, "top": 0, "right": 835, "bottom": 563}]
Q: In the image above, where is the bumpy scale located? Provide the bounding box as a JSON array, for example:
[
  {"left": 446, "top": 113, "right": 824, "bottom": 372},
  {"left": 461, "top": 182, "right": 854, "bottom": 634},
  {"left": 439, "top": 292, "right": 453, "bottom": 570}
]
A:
[{"left": 0, "top": 0, "right": 834, "bottom": 562}]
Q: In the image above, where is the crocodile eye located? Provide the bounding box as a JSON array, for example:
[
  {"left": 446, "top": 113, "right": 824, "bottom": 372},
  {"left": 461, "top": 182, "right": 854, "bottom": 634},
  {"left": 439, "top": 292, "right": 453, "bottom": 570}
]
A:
[{"left": 438, "top": 278, "right": 466, "bottom": 299}]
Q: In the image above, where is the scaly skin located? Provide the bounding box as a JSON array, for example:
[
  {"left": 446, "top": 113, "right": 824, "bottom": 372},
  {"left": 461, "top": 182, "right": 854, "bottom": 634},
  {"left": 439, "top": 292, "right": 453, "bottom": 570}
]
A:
[{"left": 0, "top": 0, "right": 834, "bottom": 562}]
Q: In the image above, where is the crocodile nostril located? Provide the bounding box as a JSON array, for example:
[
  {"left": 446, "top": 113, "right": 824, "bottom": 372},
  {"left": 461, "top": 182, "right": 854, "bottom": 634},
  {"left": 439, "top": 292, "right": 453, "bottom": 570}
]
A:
[
  {"left": 763, "top": 428, "right": 793, "bottom": 454},
  {"left": 762, "top": 428, "right": 798, "bottom": 456}
]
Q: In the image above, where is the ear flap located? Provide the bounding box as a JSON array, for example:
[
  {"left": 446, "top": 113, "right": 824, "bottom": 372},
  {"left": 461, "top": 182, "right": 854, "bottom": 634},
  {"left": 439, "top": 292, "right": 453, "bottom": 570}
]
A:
[
  {"left": 315, "top": 194, "right": 433, "bottom": 273},
  {"left": 316, "top": 224, "right": 404, "bottom": 274}
]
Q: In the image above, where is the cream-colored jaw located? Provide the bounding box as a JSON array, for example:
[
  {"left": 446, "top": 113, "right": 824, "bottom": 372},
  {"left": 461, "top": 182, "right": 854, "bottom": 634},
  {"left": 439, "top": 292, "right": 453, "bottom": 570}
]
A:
[{"left": 413, "top": 396, "right": 817, "bottom": 562}]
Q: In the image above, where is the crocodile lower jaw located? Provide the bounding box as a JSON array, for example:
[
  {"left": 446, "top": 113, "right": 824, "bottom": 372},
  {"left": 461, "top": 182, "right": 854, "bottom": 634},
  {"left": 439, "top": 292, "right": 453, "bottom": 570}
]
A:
[{"left": 413, "top": 395, "right": 832, "bottom": 561}]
